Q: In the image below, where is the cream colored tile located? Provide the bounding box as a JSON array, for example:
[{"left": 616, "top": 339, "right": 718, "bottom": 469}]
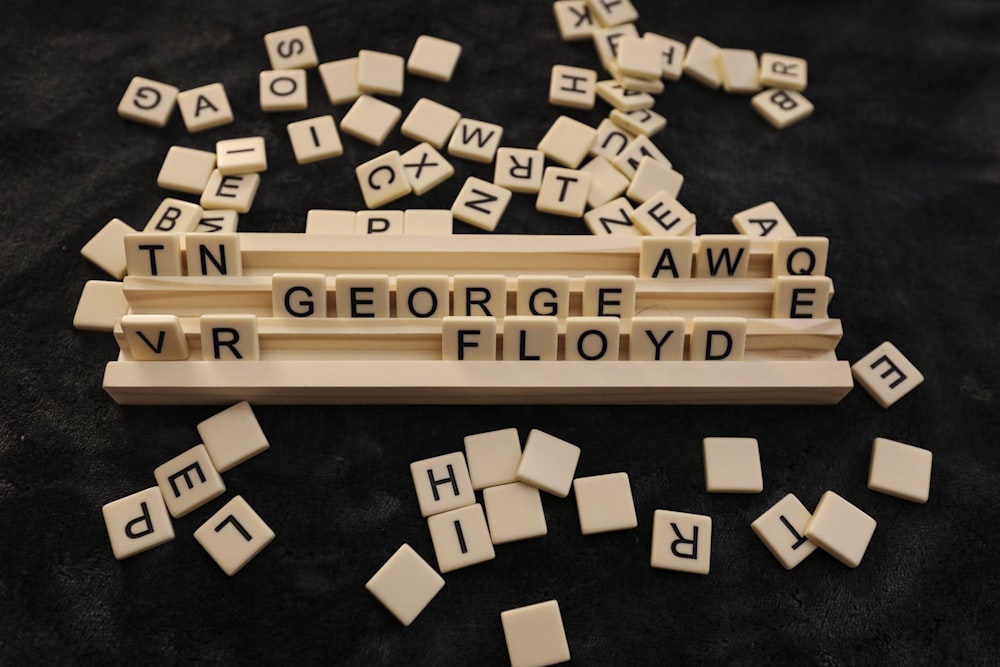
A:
[
  {"left": 538, "top": 115, "right": 598, "bottom": 168},
  {"left": 583, "top": 197, "right": 639, "bottom": 236},
  {"left": 193, "top": 495, "right": 275, "bottom": 576},
  {"left": 643, "top": 32, "right": 686, "bottom": 81},
  {"left": 81, "top": 218, "right": 135, "bottom": 279},
  {"left": 638, "top": 237, "right": 694, "bottom": 279},
  {"left": 451, "top": 177, "right": 512, "bottom": 231},
  {"left": 553, "top": 0, "right": 596, "bottom": 41},
  {"left": 759, "top": 53, "right": 808, "bottom": 91},
  {"left": 683, "top": 36, "right": 723, "bottom": 89},
  {"left": 358, "top": 49, "right": 405, "bottom": 97},
  {"left": 401, "top": 142, "right": 454, "bottom": 196},
  {"left": 609, "top": 107, "right": 666, "bottom": 137},
  {"left": 194, "top": 210, "right": 239, "bottom": 234},
  {"left": 590, "top": 118, "right": 635, "bottom": 160},
  {"left": 537, "top": 167, "right": 592, "bottom": 218},
  {"left": 772, "top": 276, "right": 832, "bottom": 319},
  {"left": 586, "top": 0, "right": 638, "bottom": 27},
  {"left": 516, "top": 429, "right": 581, "bottom": 498},
  {"left": 751, "top": 89, "right": 814, "bottom": 129},
  {"left": 464, "top": 428, "right": 522, "bottom": 489},
  {"left": 501, "top": 600, "right": 571, "bottom": 667},
  {"left": 404, "top": 209, "right": 453, "bottom": 235},
  {"left": 574, "top": 472, "right": 637, "bottom": 534},
  {"left": 592, "top": 24, "right": 639, "bottom": 72},
  {"left": 851, "top": 341, "right": 924, "bottom": 408},
  {"left": 689, "top": 317, "right": 747, "bottom": 361},
  {"left": 123, "top": 230, "right": 178, "bottom": 277},
  {"left": 427, "top": 503, "right": 495, "bottom": 572},
  {"left": 305, "top": 209, "right": 355, "bottom": 235},
  {"left": 448, "top": 118, "right": 504, "bottom": 163},
  {"left": 805, "top": 491, "right": 877, "bottom": 568},
  {"left": 366, "top": 544, "right": 444, "bottom": 626},
  {"left": 732, "top": 201, "right": 796, "bottom": 238},
  {"left": 406, "top": 35, "right": 462, "bottom": 82},
  {"left": 516, "top": 276, "right": 570, "bottom": 318},
  {"left": 102, "top": 487, "right": 174, "bottom": 559},
  {"left": 397, "top": 274, "right": 450, "bottom": 318},
  {"left": 616, "top": 35, "right": 660, "bottom": 79},
  {"left": 611, "top": 134, "right": 670, "bottom": 179},
  {"left": 453, "top": 275, "right": 508, "bottom": 318},
  {"left": 263, "top": 25, "right": 318, "bottom": 69},
  {"left": 703, "top": 437, "right": 763, "bottom": 493},
  {"left": 565, "top": 316, "right": 620, "bottom": 360},
  {"left": 199, "top": 314, "right": 259, "bottom": 360},
  {"left": 73, "top": 281, "right": 128, "bottom": 332},
  {"left": 595, "top": 79, "right": 654, "bottom": 111},
  {"left": 502, "top": 316, "right": 559, "bottom": 361},
  {"left": 750, "top": 493, "right": 817, "bottom": 570},
  {"left": 631, "top": 191, "right": 696, "bottom": 236},
  {"left": 318, "top": 57, "right": 360, "bottom": 105},
  {"left": 549, "top": 64, "right": 598, "bottom": 109},
  {"left": 340, "top": 95, "right": 402, "bottom": 145},
  {"left": 335, "top": 274, "right": 390, "bottom": 318},
  {"left": 868, "top": 437, "right": 932, "bottom": 503},
  {"left": 153, "top": 444, "right": 226, "bottom": 518},
  {"left": 217, "top": 136, "right": 267, "bottom": 175},
  {"left": 157, "top": 146, "right": 216, "bottom": 194},
  {"left": 772, "top": 237, "right": 829, "bottom": 277},
  {"left": 177, "top": 83, "right": 234, "bottom": 133},
  {"left": 259, "top": 69, "right": 308, "bottom": 111},
  {"left": 272, "top": 273, "right": 327, "bottom": 318},
  {"left": 694, "top": 234, "right": 751, "bottom": 278},
  {"left": 411, "top": 451, "right": 475, "bottom": 518},
  {"left": 287, "top": 115, "right": 344, "bottom": 164},
  {"left": 117, "top": 76, "right": 178, "bottom": 127},
  {"left": 401, "top": 98, "right": 461, "bottom": 148},
  {"left": 580, "top": 156, "right": 629, "bottom": 208},
  {"left": 197, "top": 401, "right": 270, "bottom": 472},
  {"left": 186, "top": 232, "right": 242, "bottom": 276},
  {"left": 629, "top": 316, "right": 685, "bottom": 360},
  {"left": 495, "top": 148, "right": 545, "bottom": 194},
  {"left": 144, "top": 197, "right": 202, "bottom": 234},
  {"left": 626, "top": 157, "right": 683, "bottom": 203},
  {"left": 356, "top": 150, "right": 412, "bottom": 208},
  {"left": 200, "top": 170, "right": 260, "bottom": 213},
  {"left": 441, "top": 316, "right": 497, "bottom": 360},
  {"left": 717, "top": 48, "right": 762, "bottom": 94},
  {"left": 121, "top": 314, "right": 190, "bottom": 360},
  {"left": 651, "top": 509, "right": 711, "bottom": 574},
  {"left": 483, "top": 482, "right": 547, "bottom": 544}
]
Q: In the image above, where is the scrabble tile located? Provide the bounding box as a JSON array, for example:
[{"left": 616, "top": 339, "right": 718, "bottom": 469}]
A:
[
  {"left": 683, "top": 37, "right": 723, "bottom": 89},
  {"left": 124, "top": 221, "right": 180, "bottom": 273},
  {"left": 216, "top": 137, "right": 267, "bottom": 175},
  {"left": 537, "top": 115, "right": 597, "bottom": 168},
  {"left": 615, "top": 73, "right": 664, "bottom": 94},
  {"left": 586, "top": 0, "right": 638, "bottom": 27},
  {"left": 851, "top": 341, "right": 924, "bottom": 408},
  {"left": 451, "top": 177, "right": 512, "bottom": 231},
  {"left": 340, "top": 95, "right": 402, "bottom": 145},
  {"left": 358, "top": 49, "right": 405, "bottom": 97},
  {"left": 695, "top": 235, "right": 751, "bottom": 278},
  {"left": 702, "top": 437, "right": 763, "bottom": 493},
  {"left": 732, "top": 201, "right": 796, "bottom": 238},
  {"left": 565, "top": 317, "right": 620, "bottom": 361},
  {"left": 574, "top": 472, "right": 637, "bottom": 534},
  {"left": 631, "top": 191, "right": 696, "bottom": 236},
  {"left": 197, "top": 401, "right": 269, "bottom": 472},
  {"left": 177, "top": 83, "right": 234, "bottom": 133},
  {"left": 549, "top": 65, "right": 598, "bottom": 109},
  {"left": 442, "top": 316, "right": 497, "bottom": 360},
  {"left": 200, "top": 314, "right": 259, "bottom": 361},
  {"left": 259, "top": 69, "right": 308, "bottom": 111},
  {"left": 590, "top": 118, "right": 635, "bottom": 160},
  {"left": 102, "top": 487, "right": 175, "bottom": 560},
  {"left": 772, "top": 276, "right": 832, "bottom": 319},
  {"left": 626, "top": 157, "right": 684, "bottom": 203},
  {"left": 81, "top": 218, "right": 135, "bottom": 279},
  {"left": 717, "top": 49, "right": 762, "bottom": 94},
  {"left": 406, "top": 35, "right": 462, "bottom": 82},
  {"left": 579, "top": 156, "right": 629, "bottom": 207},
  {"left": 629, "top": 316, "right": 685, "bottom": 360},
  {"left": 272, "top": 273, "right": 328, "bottom": 318},
  {"left": 401, "top": 142, "right": 454, "bottom": 196},
  {"left": 401, "top": 98, "right": 462, "bottom": 148},
  {"left": 502, "top": 316, "right": 559, "bottom": 361},
  {"left": 453, "top": 275, "right": 508, "bottom": 318},
  {"left": 397, "top": 275, "right": 450, "bottom": 318},
  {"left": 536, "top": 167, "right": 592, "bottom": 218},
  {"left": 494, "top": 148, "right": 545, "bottom": 194},
  {"left": 287, "top": 115, "right": 344, "bottom": 164},
  {"left": 616, "top": 35, "right": 661, "bottom": 79},
  {"left": 153, "top": 444, "right": 226, "bottom": 518},
  {"left": 404, "top": 209, "right": 453, "bottom": 235},
  {"left": 356, "top": 151, "right": 412, "bottom": 209},
  {"left": 592, "top": 24, "right": 639, "bottom": 73},
  {"left": 117, "top": 76, "right": 179, "bottom": 127},
  {"left": 516, "top": 277, "right": 570, "bottom": 318},
  {"left": 483, "top": 482, "right": 547, "bottom": 544},
  {"left": 336, "top": 274, "right": 391, "bottom": 318},
  {"left": 638, "top": 237, "right": 695, "bottom": 279},
  {"left": 264, "top": 25, "right": 318, "bottom": 69},
  {"left": 121, "top": 314, "right": 190, "bottom": 360},
  {"left": 73, "top": 280, "right": 129, "bottom": 332},
  {"left": 194, "top": 495, "right": 275, "bottom": 576},
  {"left": 759, "top": 53, "right": 808, "bottom": 92},
  {"left": 751, "top": 89, "right": 814, "bottom": 129},
  {"left": 750, "top": 493, "right": 818, "bottom": 570},
  {"left": 410, "top": 451, "right": 475, "bottom": 518},
  {"left": 464, "top": 428, "right": 522, "bottom": 489},
  {"left": 356, "top": 210, "right": 404, "bottom": 235},
  {"left": 200, "top": 170, "right": 260, "bottom": 213},
  {"left": 427, "top": 503, "right": 495, "bottom": 573},
  {"left": 868, "top": 437, "right": 933, "bottom": 504},
  {"left": 306, "top": 209, "right": 356, "bottom": 234},
  {"left": 447, "top": 118, "right": 504, "bottom": 163},
  {"left": 144, "top": 197, "right": 202, "bottom": 234},
  {"left": 773, "top": 237, "right": 829, "bottom": 277},
  {"left": 157, "top": 146, "right": 216, "bottom": 194},
  {"left": 318, "top": 57, "right": 360, "bottom": 105},
  {"left": 689, "top": 317, "right": 747, "bottom": 361},
  {"left": 516, "top": 429, "right": 581, "bottom": 498},
  {"left": 609, "top": 107, "right": 666, "bottom": 137},
  {"left": 612, "top": 134, "right": 670, "bottom": 179},
  {"left": 650, "top": 509, "right": 711, "bottom": 574},
  {"left": 366, "top": 544, "right": 445, "bottom": 626},
  {"left": 582, "top": 275, "right": 636, "bottom": 318},
  {"left": 186, "top": 232, "right": 242, "bottom": 276},
  {"left": 583, "top": 197, "right": 641, "bottom": 237},
  {"left": 195, "top": 210, "right": 239, "bottom": 233},
  {"left": 643, "top": 32, "right": 686, "bottom": 81},
  {"left": 595, "top": 80, "right": 654, "bottom": 111},
  {"left": 501, "top": 600, "right": 571, "bottom": 667},
  {"left": 553, "top": 0, "right": 596, "bottom": 42},
  {"left": 804, "top": 491, "right": 877, "bottom": 568}
]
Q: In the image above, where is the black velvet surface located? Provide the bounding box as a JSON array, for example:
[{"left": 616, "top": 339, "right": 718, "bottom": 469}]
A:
[{"left": 2, "top": 0, "right": 999, "bottom": 664}]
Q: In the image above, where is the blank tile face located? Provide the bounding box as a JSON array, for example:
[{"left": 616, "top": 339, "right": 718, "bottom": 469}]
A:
[
  {"left": 356, "top": 150, "right": 412, "bottom": 209},
  {"left": 650, "top": 509, "right": 712, "bottom": 574},
  {"left": 759, "top": 53, "right": 808, "bottom": 92},
  {"left": 336, "top": 274, "right": 390, "bottom": 318},
  {"left": 217, "top": 136, "right": 267, "bottom": 175},
  {"left": 516, "top": 276, "right": 570, "bottom": 319},
  {"left": 868, "top": 437, "right": 932, "bottom": 503},
  {"left": 357, "top": 209, "right": 405, "bottom": 235},
  {"left": 750, "top": 493, "right": 818, "bottom": 570},
  {"left": 144, "top": 197, "right": 202, "bottom": 234},
  {"left": 851, "top": 341, "right": 924, "bottom": 408},
  {"left": 574, "top": 472, "right": 637, "bottom": 534},
  {"left": 272, "top": 273, "right": 328, "bottom": 318},
  {"left": 537, "top": 167, "right": 592, "bottom": 218},
  {"left": 464, "top": 428, "right": 522, "bottom": 489},
  {"left": 609, "top": 107, "right": 666, "bottom": 137},
  {"left": 124, "top": 231, "right": 182, "bottom": 277},
  {"left": 118, "top": 76, "right": 178, "bottom": 127},
  {"left": 442, "top": 316, "right": 497, "bottom": 360},
  {"left": 694, "top": 235, "right": 750, "bottom": 278},
  {"left": 643, "top": 32, "right": 686, "bottom": 81},
  {"left": 358, "top": 49, "right": 405, "bottom": 97},
  {"left": 401, "top": 98, "right": 461, "bottom": 148},
  {"left": 407, "top": 35, "right": 462, "bottom": 82},
  {"left": 80, "top": 218, "right": 135, "bottom": 279},
  {"left": 400, "top": 142, "right": 454, "bottom": 196},
  {"left": 553, "top": 0, "right": 596, "bottom": 42},
  {"left": 264, "top": 25, "right": 318, "bottom": 69},
  {"left": 404, "top": 209, "right": 453, "bottom": 235},
  {"left": 411, "top": 451, "right": 475, "bottom": 518},
  {"left": 194, "top": 495, "right": 275, "bottom": 576},
  {"left": 287, "top": 115, "right": 344, "bottom": 164},
  {"left": 154, "top": 444, "right": 226, "bottom": 518},
  {"left": 772, "top": 237, "right": 829, "bottom": 277},
  {"left": 495, "top": 148, "right": 545, "bottom": 194},
  {"left": 631, "top": 191, "right": 696, "bottom": 237},
  {"left": 751, "top": 88, "right": 814, "bottom": 129},
  {"left": 772, "top": 275, "right": 832, "bottom": 319},
  {"left": 584, "top": 197, "right": 640, "bottom": 236},
  {"left": 200, "top": 170, "right": 260, "bottom": 213},
  {"left": 102, "top": 487, "right": 175, "bottom": 560},
  {"left": 805, "top": 491, "right": 877, "bottom": 568},
  {"left": 616, "top": 36, "right": 661, "bottom": 79},
  {"left": 259, "top": 69, "right": 308, "bottom": 111},
  {"left": 447, "top": 118, "right": 504, "bottom": 163},
  {"left": 629, "top": 316, "right": 685, "bottom": 361},
  {"left": 397, "top": 275, "right": 450, "bottom": 318},
  {"left": 580, "top": 156, "right": 629, "bottom": 208},
  {"left": 157, "top": 146, "right": 216, "bottom": 194},
  {"left": 318, "top": 58, "right": 360, "bottom": 105},
  {"left": 516, "top": 429, "right": 581, "bottom": 498},
  {"left": 200, "top": 314, "right": 259, "bottom": 361},
  {"left": 121, "top": 314, "right": 189, "bottom": 360},
  {"left": 366, "top": 544, "right": 445, "bottom": 626},
  {"left": 626, "top": 157, "right": 684, "bottom": 203},
  {"left": 197, "top": 401, "right": 270, "bottom": 472},
  {"left": 703, "top": 437, "right": 763, "bottom": 493},
  {"left": 638, "top": 237, "right": 695, "bottom": 279},
  {"left": 689, "top": 317, "right": 747, "bottom": 361},
  {"left": 717, "top": 48, "right": 762, "bottom": 94},
  {"left": 549, "top": 64, "right": 598, "bottom": 109},
  {"left": 427, "top": 503, "right": 495, "bottom": 573},
  {"left": 483, "top": 482, "right": 547, "bottom": 544},
  {"left": 683, "top": 36, "right": 723, "bottom": 89},
  {"left": 73, "top": 280, "right": 129, "bottom": 332},
  {"left": 177, "top": 83, "right": 234, "bottom": 133},
  {"left": 306, "top": 209, "right": 355, "bottom": 234},
  {"left": 732, "top": 201, "right": 796, "bottom": 238},
  {"left": 565, "top": 317, "right": 620, "bottom": 361},
  {"left": 592, "top": 24, "right": 639, "bottom": 73},
  {"left": 590, "top": 118, "right": 635, "bottom": 161},
  {"left": 340, "top": 95, "right": 402, "bottom": 145},
  {"left": 501, "top": 600, "right": 571, "bottom": 667},
  {"left": 537, "top": 115, "right": 598, "bottom": 168},
  {"left": 502, "top": 316, "right": 559, "bottom": 361},
  {"left": 451, "top": 177, "right": 512, "bottom": 232}
]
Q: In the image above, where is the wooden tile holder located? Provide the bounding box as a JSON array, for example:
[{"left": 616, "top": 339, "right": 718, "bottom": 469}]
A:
[{"left": 101, "top": 234, "right": 854, "bottom": 405}]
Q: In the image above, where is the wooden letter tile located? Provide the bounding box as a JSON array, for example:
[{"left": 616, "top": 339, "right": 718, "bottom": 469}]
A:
[
  {"left": 682, "top": 36, "right": 723, "bottom": 89},
  {"left": 626, "top": 157, "right": 684, "bottom": 203},
  {"left": 401, "top": 98, "right": 461, "bottom": 148},
  {"left": 81, "top": 218, "right": 135, "bottom": 279},
  {"left": 195, "top": 210, "right": 239, "bottom": 234},
  {"left": 102, "top": 487, "right": 174, "bottom": 559},
  {"left": 153, "top": 444, "right": 226, "bottom": 518},
  {"left": 427, "top": 503, "right": 495, "bottom": 573},
  {"left": 717, "top": 48, "right": 762, "bottom": 94},
  {"left": 639, "top": 237, "right": 694, "bottom": 279},
  {"left": 397, "top": 275, "right": 451, "bottom": 318},
  {"left": 501, "top": 600, "right": 571, "bottom": 667},
  {"left": 631, "top": 191, "right": 696, "bottom": 236},
  {"left": 340, "top": 95, "right": 402, "bottom": 145},
  {"left": 702, "top": 437, "right": 763, "bottom": 493},
  {"left": 580, "top": 156, "right": 629, "bottom": 208},
  {"left": 516, "top": 276, "right": 570, "bottom": 318},
  {"left": 502, "top": 316, "right": 559, "bottom": 361},
  {"left": 442, "top": 316, "right": 497, "bottom": 360},
  {"left": 750, "top": 493, "right": 818, "bottom": 570},
  {"left": 401, "top": 142, "right": 454, "bottom": 196},
  {"left": 216, "top": 136, "right": 267, "bottom": 175},
  {"left": 772, "top": 276, "right": 833, "bottom": 319},
  {"left": 272, "top": 273, "right": 327, "bottom": 318},
  {"left": 356, "top": 210, "right": 404, "bottom": 235},
  {"left": 695, "top": 235, "right": 750, "bottom": 278},
  {"left": 406, "top": 35, "right": 462, "bottom": 82},
  {"left": 612, "top": 134, "right": 670, "bottom": 179},
  {"left": 516, "top": 429, "right": 581, "bottom": 498},
  {"left": 868, "top": 437, "right": 932, "bottom": 503},
  {"left": 117, "top": 76, "right": 178, "bottom": 127},
  {"left": 73, "top": 280, "right": 129, "bottom": 332},
  {"left": 197, "top": 401, "right": 269, "bottom": 472},
  {"left": 732, "top": 201, "right": 796, "bottom": 238},
  {"left": 751, "top": 88, "right": 814, "bottom": 129},
  {"left": 759, "top": 53, "right": 808, "bottom": 92},
  {"left": 495, "top": 147, "right": 545, "bottom": 194},
  {"left": 565, "top": 317, "right": 621, "bottom": 361},
  {"left": 410, "top": 451, "right": 475, "bottom": 518},
  {"left": 287, "top": 115, "right": 344, "bottom": 164},
  {"left": 404, "top": 209, "right": 453, "bottom": 235},
  {"left": 616, "top": 35, "right": 661, "bottom": 79},
  {"left": 549, "top": 64, "right": 598, "bottom": 109},
  {"left": 358, "top": 49, "right": 405, "bottom": 97},
  {"left": 144, "top": 197, "right": 202, "bottom": 234},
  {"left": 629, "top": 316, "right": 685, "bottom": 360},
  {"left": 804, "top": 491, "right": 877, "bottom": 568},
  {"left": 451, "top": 177, "right": 512, "bottom": 231},
  {"left": 643, "top": 32, "right": 686, "bottom": 81},
  {"left": 200, "top": 170, "right": 260, "bottom": 213},
  {"left": 335, "top": 274, "right": 390, "bottom": 318},
  {"left": 537, "top": 167, "right": 592, "bottom": 218},
  {"left": 590, "top": 118, "right": 635, "bottom": 161},
  {"left": 177, "top": 83, "right": 234, "bottom": 133},
  {"left": 186, "top": 233, "right": 242, "bottom": 276},
  {"left": 483, "top": 482, "right": 547, "bottom": 544},
  {"left": 553, "top": 0, "right": 596, "bottom": 42},
  {"left": 193, "top": 495, "right": 275, "bottom": 576},
  {"left": 305, "top": 210, "right": 356, "bottom": 235},
  {"left": 365, "top": 544, "right": 444, "bottom": 626},
  {"left": 609, "top": 107, "right": 666, "bottom": 137},
  {"left": 574, "top": 472, "right": 637, "bottom": 534},
  {"left": 592, "top": 24, "right": 639, "bottom": 73},
  {"left": 773, "top": 237, "right": 829, "bottom": 277},
  {"left": 263, "top": 25, "right": 318, "bottom": 69},
  {"left": 121, "top": 314, "right": 190, "bottom": 360},
  {"left": 453, "top": 275, "right": 508, "bottom": 318},
  {"left": 157, "top": 146, "right": 216, "bottom": 194},
  {"left": 123, "top": 233, "right": 187, "bottom": 277},
  {"left": 464, "top": 428, "right": 522, "bottom": 490},
  {"left": 318, "top": 57, "right": 360, "bottom": 106},
  {"left": 586, "top": 0, "right": 638, "bottom": 27},
  {"left": 650, "top": 509, "right": 711, "bottom": 574},
  {"left": 200, "top": 314, "right": 259, "bottom": 361},
  {"left": 448, "top": 118, "right": 504, "bottom": 163},
  {"left": 356, "top": 151, "right": 412, "bottom": 209},
  {"left": 689, "top": 317, "right": 747, "bottom": 361},
  {"left": 259, "top": 69, "right": 308, "bottom": 112},
  {"left": 538, "top": 115, "right": 598, "bottom": 168},
  {"left": 582, "top": 275, "right": 636, "bottom": 318},
  {"left": 584, "top": 197, "right": 639, "bottom": 236},
  {"left": 851, "top": 341, "right": 924, "bottom": 408},
  {"left": 595, "top": 79, "right": 654, "bottom": 111}
]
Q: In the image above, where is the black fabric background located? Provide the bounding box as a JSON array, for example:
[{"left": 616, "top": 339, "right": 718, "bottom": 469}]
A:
[{"left": 2, "top": 1, "right": 998, "bottom": 664}]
